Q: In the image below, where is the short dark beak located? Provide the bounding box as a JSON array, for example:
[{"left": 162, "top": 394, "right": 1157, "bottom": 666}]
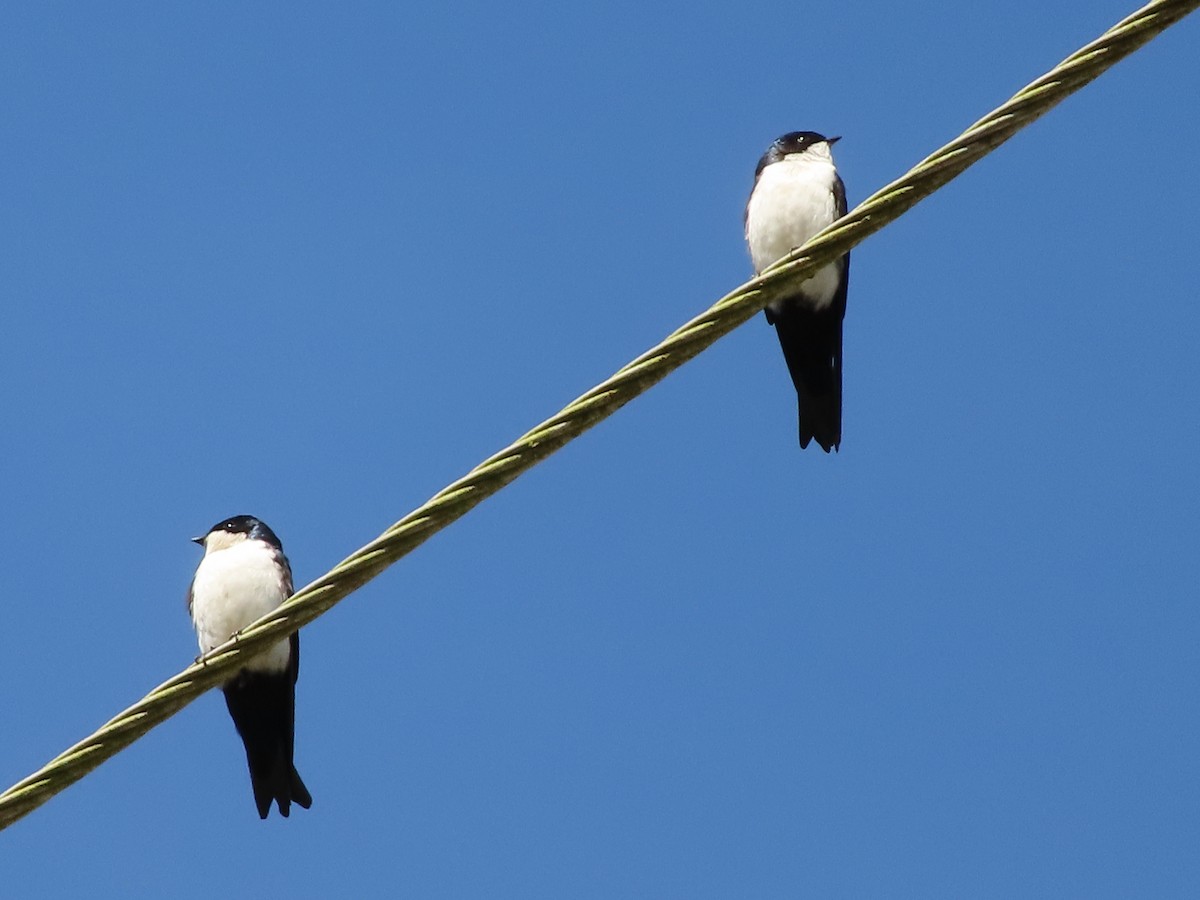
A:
[
  {"left": 191, "top": 535, "right": 205, "bottom": 546},
  {"left": 824, "top": 135, "right": 841, "bottom": 145}
]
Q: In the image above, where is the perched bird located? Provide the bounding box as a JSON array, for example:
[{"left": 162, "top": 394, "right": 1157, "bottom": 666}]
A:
[
  {"left": 745, "top": 131, "right": 849, "bottom": 452},
  {"left": 187, "top": 515, "right": 312, "bottom": 819}
]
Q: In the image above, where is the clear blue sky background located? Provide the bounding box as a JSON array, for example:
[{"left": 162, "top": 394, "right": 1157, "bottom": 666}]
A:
[{"left": 2, "top": 2, "right": 1197, "bottom": 896}]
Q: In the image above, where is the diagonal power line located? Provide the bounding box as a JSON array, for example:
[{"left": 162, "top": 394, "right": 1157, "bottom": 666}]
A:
[{"left": 1, "top": 0, "right": 1195, "bottom": 833}]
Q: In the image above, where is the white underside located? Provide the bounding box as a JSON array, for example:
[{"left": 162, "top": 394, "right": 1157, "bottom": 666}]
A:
[
  {"left": 746, "top": 155, "right": 844, "bottom": 315},
  {"left": 190, "top": 540, "right": 291, "bottom": 673}
]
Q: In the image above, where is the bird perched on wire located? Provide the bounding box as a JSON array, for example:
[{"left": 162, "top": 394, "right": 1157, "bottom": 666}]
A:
[
  {"left": 187, "top": 515, "right": 313, "bottom": 819},
  {"left": 745, "top": 131, "right": 849, "bottom": 452}
]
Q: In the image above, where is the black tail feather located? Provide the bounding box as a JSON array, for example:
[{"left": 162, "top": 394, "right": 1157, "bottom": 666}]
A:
[
  {"left": 768, "top": 305, "right": 843, "bottom": 452},
  {"left": 223, "top": 666, "right": 311, "bottom": 819},
  {"left": 290, "top": 767, "right": 313, "bottom": 811}
]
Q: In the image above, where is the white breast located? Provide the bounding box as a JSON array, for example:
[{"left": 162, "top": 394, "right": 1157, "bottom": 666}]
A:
[
  {"left": 746, "top": 155, "right": 844, "bottom": 312},
  {"left": 190, "top": 540, "right": 291, "bottom": 673}
]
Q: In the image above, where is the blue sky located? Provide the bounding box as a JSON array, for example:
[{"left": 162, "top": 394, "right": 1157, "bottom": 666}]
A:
[{"left": 2, "top": 2, "right": 1198, "bottom": 896}]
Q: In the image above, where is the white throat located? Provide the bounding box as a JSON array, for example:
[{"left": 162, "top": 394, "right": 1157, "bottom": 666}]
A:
[
  {"left": 189, "top": 538, "right": 291, "bottom": 672},
  {"left": 745, "top": 150, "right": 843, "bottom": 312}
]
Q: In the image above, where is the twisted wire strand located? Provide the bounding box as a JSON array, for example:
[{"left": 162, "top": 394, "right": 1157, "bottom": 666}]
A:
[{"left": 1, "top": 0, "right": 1194, "bottom": 832}]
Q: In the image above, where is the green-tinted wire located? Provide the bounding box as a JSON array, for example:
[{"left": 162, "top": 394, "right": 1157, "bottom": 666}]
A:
[{"left": 1, "top": 0, "right": 1194, "bottom": 833}]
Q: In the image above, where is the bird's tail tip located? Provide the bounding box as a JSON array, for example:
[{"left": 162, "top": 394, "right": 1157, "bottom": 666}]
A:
[
  {"left": 798, "top": 411, "right": 840, "bottom": 453},
  {"left": 251, "top": 764, "right": 313, "bottom": 819},
  {"left": 290, "top": 766, "right": 313, "bottom": 810}
]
